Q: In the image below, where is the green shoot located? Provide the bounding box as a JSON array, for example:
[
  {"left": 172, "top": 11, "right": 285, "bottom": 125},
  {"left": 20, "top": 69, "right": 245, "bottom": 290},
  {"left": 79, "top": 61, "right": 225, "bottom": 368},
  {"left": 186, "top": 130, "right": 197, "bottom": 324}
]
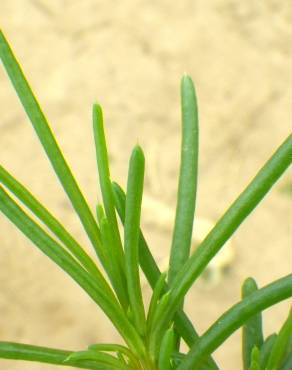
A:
[
  {"left": 124, "top": 146, "right": 147, "bottom": 336},
  {"left": 93, "top": 104, "right": 128, "bottom": 308},
  {"left": 259, "top": 334, "right": 277, "bottom": 369},
  {"left": 265, "top": 308, "right": 292, "bottom": 370},
  {"left": 242, "top": 277, "right": 264, "bottom": 370},
  {"left": 151, "top": 133, "right": 292, "bottom": 348},
  {"left": 0, "top": 29, "right": 291, "bottom": 370},
  {"left": 168, "top": 75, "right": 199, "bottom": 285},
  {"left": 0, "top": 30, "right": 104, "bottom": 265},
  {"left": 0, "top": 165, "right": 104, "bottom": 282},
  {"left": 0, "top": 342, "right": 109, "bottom": 370},
  {"left": 248, "top": 347, "right": 261, "bottom": 370},
  {"left": 176, "top": 275, "right": 292, "bottom": 370},
  {"left": 158, "top": 327, "right": 175, "bottom": 370}
]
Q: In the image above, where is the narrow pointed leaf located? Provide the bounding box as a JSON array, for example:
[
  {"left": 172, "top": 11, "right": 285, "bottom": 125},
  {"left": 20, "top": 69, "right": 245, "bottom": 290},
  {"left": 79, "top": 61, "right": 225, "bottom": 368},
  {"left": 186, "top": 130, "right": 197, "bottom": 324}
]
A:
[
  {"left": 99, "top": 215, "right": 129, "bottom": 308},
  {"left": 168, "top": 75, "right": 199, "bottom": 285},
  {"left": 0, "top": 342, "right": 110, "bottom": 370},
  {"left": 93, "top": 104, "right": 128, "bottom": 308},
  {"left": 96, "top": 204, "right": 105, "bottom": 225},
  {"left": 124, "top": 146, "right": 146, "bottom": 335},
  {"left": 147, "top": 272, "right": 167, "bottom": 332},
  {"left": 88, "top": 344, "right": 141, "bottom": 370},
  {"left": 259, "top": 334, "right": 277, "bottom": 369},
  {"left": 266, "top": 308, "right": 292, "bottom": 370},
  {"left": 65, "top": 350, "right": 130, "bottom": 370},
  {"left": 149, "top": 292, "right": 171, "bottom": 358},
  {"left": 112, "top": 180, "right": 219, "bottom": 369},
  {"left": 158, "top": 327, "right": 175, "bottom": 370},
  {"left": 242, "top": 277, "right": 264, "bottom": 370},
  {"left": 249, "top": 346, "right": 261, "bottom": 370},
  {"left": 0, "top": 30, "right": 104, "bottom": 264}
]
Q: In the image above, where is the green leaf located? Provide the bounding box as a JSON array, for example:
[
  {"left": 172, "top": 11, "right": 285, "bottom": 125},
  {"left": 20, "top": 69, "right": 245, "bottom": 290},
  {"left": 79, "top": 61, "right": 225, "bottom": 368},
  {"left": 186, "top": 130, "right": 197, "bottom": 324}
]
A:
[
  {"left": 88, "top": 344, "right": 141, "bottom": 370},
  {"left": 93, "top": 104, "right": 128, "bottom": 309},
  {"left": 177, "top": 274, "right": 292, "bottom": 370},
  {"left": 98, "top": 214, "right": 129, "bottom": 308},
  {"left": 242, "top": 278, "right": 264, "bottom": 370},
  {"left": 112, "top": 181, "right": 161, "bottom": 288},
  {"left": 0, "top": 186, "right": 145, "bottom": 356},
  {"left": 158, "top": 327, "right": 175, "bottom": 370},
  {"left": 259, "top": 333, "right": 277, "bottom": 369},
  {"left": 154, "top": 133, "right": 292, "bottom": 343},
  {"left": 282, "top": 327, "right": 292, "bottom": 366},
  {"left": 148, "top": 292, "right": 171, "bottom": 358},
  {"left": 0, "top": 165, "right": 104, "bottom": 283},
  {"left": 112, "top": 181, "right": 219, "bottom": 369},
  {"left": 0, "top": 30, "right": 104, "bottom": 265},
  {"left": 248, "top": 346, "right": 261, "bottom": 370},
  {"left": 0, "top": 341, "right": 111, "bottom": 370},
  {"left": 124, "top": 146, "right": 146, "bottom": 336},
  {"left": 88, "top": 343, "right": 142, "bottom": 370},
  {"left": 64, "top": 350, "right": 131, "bottom": 370},
  {"left": 147, "top": 272, "right": 167, "bottom": 334},
  {"left": 282, "top": 356, "right": 292, "bottom": 370},
  {"left": 168, "top": 75, "right": 199, "bottom": 285},
  {"left": 171, "top": 352, "right": 214, "bottom": 370},
  {"left": 266, "top": 308, "right": 292, "bottom": 370},
  {"left": 168, "top": 76, "right": 199, "bottom": 351},
  {"left": 96, "top": 203, "right": 105, "bottom": 225}
]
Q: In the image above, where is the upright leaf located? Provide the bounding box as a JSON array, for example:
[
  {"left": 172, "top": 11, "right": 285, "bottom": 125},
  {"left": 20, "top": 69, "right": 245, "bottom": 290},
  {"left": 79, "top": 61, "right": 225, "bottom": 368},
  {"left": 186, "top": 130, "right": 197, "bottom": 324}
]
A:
[
  {"left": 158, "top": 327, "right": 175, "bottom": 370},
  {"left": 168, "top": 75, "right": 199, "bottom": 285},
  {"left": 124, "top": 146, "right": 146, "bottom": 336},
  {"left": 99, "top": 214, "right": 128, "bottom": 308},
  {"left": 266, "top": 308, "right": 292, "bottom": 370},
  {"left": 92, "top": 104, "right": 128, "bottom": 308},
  {"left": 259, "top": 334, "right": 277, "bottom": 369},
  {"left": 249, "top": 346, "right": 261, "bottom": 370},
  {"left": 242, "top": 278, "right": 264, "bottom": 370},
  {"left": 112, "top": 181, "right": 219, "bottom": 369}
]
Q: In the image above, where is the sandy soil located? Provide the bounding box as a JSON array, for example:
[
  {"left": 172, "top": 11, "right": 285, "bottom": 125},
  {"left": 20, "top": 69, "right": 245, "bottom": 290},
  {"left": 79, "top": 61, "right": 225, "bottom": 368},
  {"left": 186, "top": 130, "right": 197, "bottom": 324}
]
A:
[{"left": 0, "top": 1, "right": 291, "bottom": 369}]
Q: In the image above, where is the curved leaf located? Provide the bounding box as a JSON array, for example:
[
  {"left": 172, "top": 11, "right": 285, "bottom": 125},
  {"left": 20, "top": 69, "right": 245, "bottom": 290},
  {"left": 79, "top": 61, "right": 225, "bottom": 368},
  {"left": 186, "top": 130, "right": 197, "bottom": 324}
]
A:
[
  {"left": 0, "top": 342, "right": 108, "bottom": 370},
  {"left": 177, "top": 274, "right": 292, "bottom": 370}
]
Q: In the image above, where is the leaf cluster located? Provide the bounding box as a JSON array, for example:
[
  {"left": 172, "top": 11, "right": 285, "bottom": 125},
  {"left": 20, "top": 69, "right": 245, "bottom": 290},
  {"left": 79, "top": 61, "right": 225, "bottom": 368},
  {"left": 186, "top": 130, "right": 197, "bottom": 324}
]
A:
[{"left": 0, "top": 30, "right": 291, "bottom": 369}]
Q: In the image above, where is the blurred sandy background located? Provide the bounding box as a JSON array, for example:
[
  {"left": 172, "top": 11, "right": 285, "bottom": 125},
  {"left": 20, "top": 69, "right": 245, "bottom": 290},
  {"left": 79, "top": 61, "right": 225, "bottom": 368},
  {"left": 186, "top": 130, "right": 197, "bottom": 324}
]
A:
[{"left": 0, "top": 1, "right": 291, "bottom": 369}]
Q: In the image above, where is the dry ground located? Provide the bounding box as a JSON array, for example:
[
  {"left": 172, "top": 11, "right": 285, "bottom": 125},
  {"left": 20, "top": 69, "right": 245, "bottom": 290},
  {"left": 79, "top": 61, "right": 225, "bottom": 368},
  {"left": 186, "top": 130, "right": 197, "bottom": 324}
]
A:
[{"left": 0, "top": 1, "right": 291, "bottom": 369}]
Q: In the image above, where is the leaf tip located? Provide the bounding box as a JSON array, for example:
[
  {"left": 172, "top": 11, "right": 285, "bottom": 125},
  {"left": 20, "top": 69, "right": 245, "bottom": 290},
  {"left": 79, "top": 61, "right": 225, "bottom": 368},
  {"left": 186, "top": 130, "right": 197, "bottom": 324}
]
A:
[{"left": 242, "top": 277, "right": 258, "bottom": 298}]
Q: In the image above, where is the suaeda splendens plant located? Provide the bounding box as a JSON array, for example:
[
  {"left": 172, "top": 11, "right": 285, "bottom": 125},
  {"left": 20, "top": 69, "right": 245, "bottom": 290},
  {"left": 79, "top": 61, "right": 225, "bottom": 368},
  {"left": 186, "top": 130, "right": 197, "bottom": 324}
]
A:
[{"left": 0, "top": 30, "right": 291, "bottom": 370}]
